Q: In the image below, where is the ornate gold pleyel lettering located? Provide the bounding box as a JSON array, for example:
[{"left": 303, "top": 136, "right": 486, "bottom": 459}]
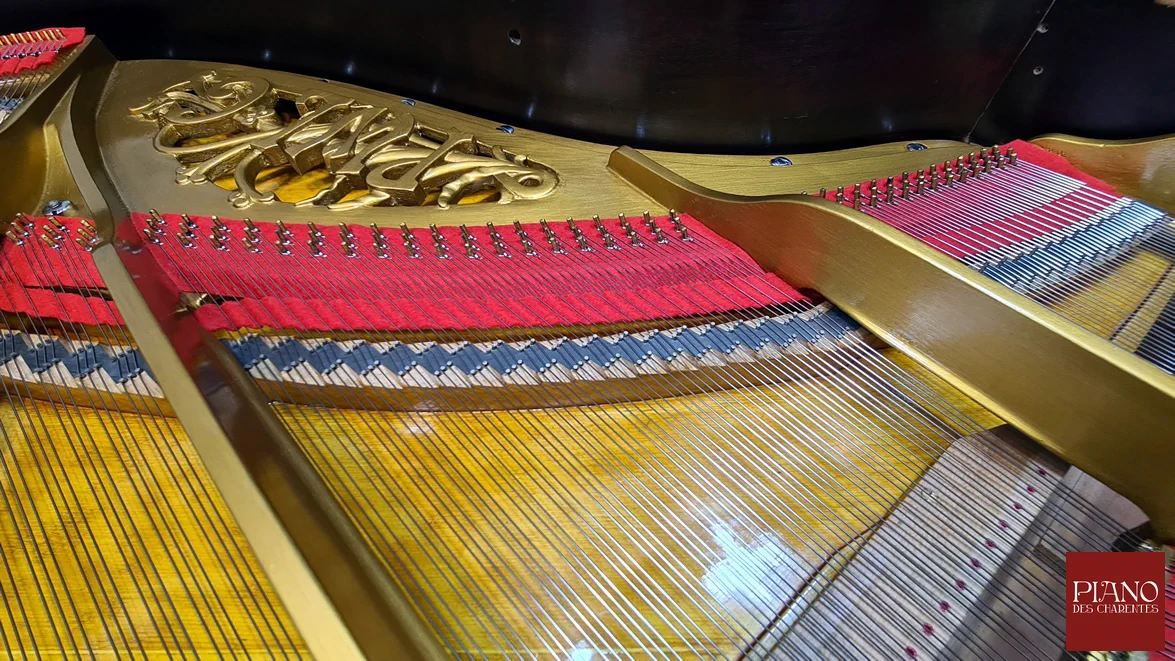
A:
[{"left": 130, "top": 71, "right": 559, "bottom": 210}]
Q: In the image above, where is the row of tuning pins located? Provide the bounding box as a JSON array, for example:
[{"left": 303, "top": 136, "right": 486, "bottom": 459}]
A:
[
  {"left": 798, "top": 145, "right": 1020, "bottom": 210},
  {"left": 142, "top": 210, "right": 694, "bottom": 260},
  {"left": 5, "top": 213, "right": 98, "bottom": 251},
  {"left": 0, "top": 29, "right": 70, "bottom": 57}
]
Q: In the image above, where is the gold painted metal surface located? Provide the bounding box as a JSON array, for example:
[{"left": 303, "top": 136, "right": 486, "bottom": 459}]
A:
[
  {"left": 129, "top": 70, "right": 558, "bottom": 211},
  {"left": 97, "top": 60, "right": 660, "bottom": 227},
  {"left": 608, "top": 146, "right": 1175, "bottom": 542},
  {"left": 1032, "top": 133, "right": 1175, "bottom": 212}
]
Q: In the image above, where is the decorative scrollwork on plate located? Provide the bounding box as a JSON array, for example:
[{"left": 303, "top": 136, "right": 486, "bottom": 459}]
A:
[{"left": 130, "top": 71, "right": 559, "bottom": 210}]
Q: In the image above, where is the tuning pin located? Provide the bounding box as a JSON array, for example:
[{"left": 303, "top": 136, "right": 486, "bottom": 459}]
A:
[
  {"left": 851, "top": 183, "right": 862, "bottom": 210},
  {"left": 619, "top": 213, "right": 642, "bottom": 246},
  {"left": 539, "top": 219, "right": 565, "bottom": 254},
  {"left": 592, "top": 215, "right": 618, "bottom": 249},
  {"left": 242, "top": 234, "right": 262, "bottom": 253},
  {"left": 981, "top": 156, "right": 992, "bottom": 173},
  {"left": 148, "top": 209, "right": 167, "bottom": 226},
  {"left": 460, "top": 224, "right": 480, "bottom": 259},
  {"left": 513, "top": 221, "right": 538, "bottom": 256},
  {"left": 885, "top": 184, "right": 895, "bottom": 205},
  {"left": 567, "top": 218, "right": 592, "bottom": 251},
  {"left": 14, "top": 214, "right": 33, "bottom": 237},
  {"left": 958, "top": 165, "right": 969, "bottom": 184},
  {"left": 970, "top": 157, "right": 981, "bottom": 178},
  {"left": 901, "top": 173, "right": 910, "bottom": 200},
  {"left": 338, "top": 222, "right": 355, "bottom": 242},
  {"left": 399, "top": 224, "right": 420, "bottom": 258},
  {"left": 944, "top": 166, "right": 955, "bottom": 186},
  {"left": 995, "top": 149, "right": 1006, "bottom": 169},
  {"left": 212, "top": 215, "right": 229, "bottom": 233},
  {"left": 343, "top": 241, "right": 358, "bottom": 258},
  {"left": 835, "top": 186, "right": 845, "bottom": 204},
  {"left": 370, "top": 224, "right": 389, "bottom": 258},
  {"left": 428, "top": 224, "right": 449, "bottom": 259},
  {"left": 818, "top": 187, "right": 827, "bottom": 198},
  {"left": 209, "top": 233, "right": 229, "bottom": 251},
  {"left": 668, "top": 210, "right": 692, "bottom": 241},
  {"left": 275, "top": 220, "right": 293, "bottom": 245},
  {"left": 4, "top": 227, "right": 24, "bottom": 246},
  {"left": 39, "top": 232, "right": 60, "bottom": 250},
  {"left": 1007, "top": 148, "right": 1018, "bottom": 166},
  {"left": 486, "top": 222, "right": 510, "bottom": 257},
  {"left": 929, "top": 168, "right": 939, "bottom": 191},
  {"left": 644, "top": 212, "right": 669, "bottom": 243},
  {"left": 75, "top": 232, "right": 98, "bottom": 252}
]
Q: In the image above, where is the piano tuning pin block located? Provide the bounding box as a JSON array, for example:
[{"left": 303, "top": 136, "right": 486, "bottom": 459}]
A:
[
  {"left": 513, "top": 221, "right": 538, "bottom": 256},
  {"left": 398, "top": 224, "right": 420, "bottom": 258},
  {"left": 539, "top": 219, "right": 565, "bottom": 254},
  {"left": 486, "top": 222, "right": 510, "bottom": 258},
  {"left": 429, "top": 224, "right": 449, "bottom": 259},
  {"left": 594, "top": 214, "right": 618, "bottom": 249},
  {"left": 618, "top": 213, "right": 642, "bottom": 246},
  {"left": 643, "top": 212, "right": 669, "bottom": 244},
  {"left": 567, "top": 218, "right": 592, "bottom": 251},
  {"left": 669, "top": 210, "right": 692, "bottom": 241},
  {"left": 460, "top": 224, "right": 480, "bottom": 259},
  {"left": 275, "top": 220, "right": 293, "bottom": 245}
]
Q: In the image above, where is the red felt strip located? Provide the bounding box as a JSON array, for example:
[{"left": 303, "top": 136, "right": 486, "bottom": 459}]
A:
[
  {"left": 129, "top": 212, "right": 806, "bottom": 332},
  {"left": 0, "top": 213, "right": 807, "bottom": 333}
]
